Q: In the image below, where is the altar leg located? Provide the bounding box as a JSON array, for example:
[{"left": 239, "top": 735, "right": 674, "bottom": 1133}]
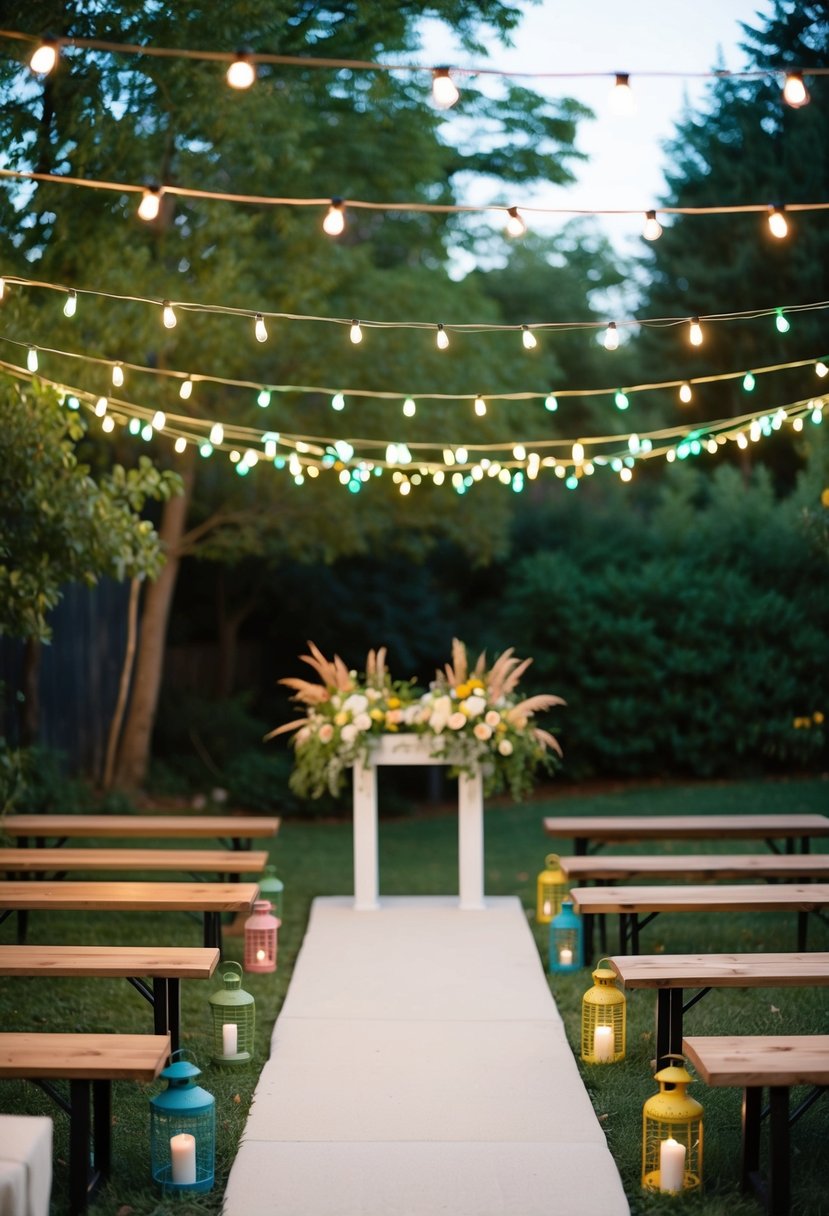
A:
[
  {"left": 458, "top": 770, "right": 485, "bottom": 910},
  {"left": 353, "top": 758, "right": 380, "bottom": 910}
]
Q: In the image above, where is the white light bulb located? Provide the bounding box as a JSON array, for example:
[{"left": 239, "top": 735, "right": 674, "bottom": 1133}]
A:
[
  {"left": 432, "top": 68, "right": 459, "bottom": 110},
  {"left": 609, "top": 72, "right": 635, "bottom": 116},
  {"left": 615, "top": 389, "right": 629, "bottom": 410},
  {"left": 572, "top": 442, "right": 584, "bottom": 464},
  {"left": 257, "top": 389, "right": 271, "bottom": 408},
  {"left": 436, "top": 324, "right": 449, "bottom": 350},
  {"left": 679, "top": 382, "right": 693, "bottom": 404},
  {"left": 0, "top": 278, "right": 5, "bottom": 300},
  {"left": 331, "top": 393, "right": 345, "bottom": 411},
  {"left": 63, "top": 290, "right": 77, "bottom": 317},
  {"left": 403, "top": 397, "right": 416, "bottom": 417},
  {"left": 227, "top": 53, "right": 256, "bottom": 90},
  {"left": 474, "top": 396, "right": 486, "bottom": 417},
  {"left": 179, "top": 378, "right": 193, "bottom": 400},
  {"left": 505, "top": 207, "right": 526, "bottom": 238},
  {"left": 152, "top": 410, "right": 166, "bottom": 431},
  {"left": 30, "top": 39, "right": 58, "bottom": 75},
  {"left": 95, "top": 396, "right": 107, "bottom": 417},
  {"left": 642, "top": 210, "right": 662, "bottom": 241},
  {"left": 323, "top": 200, "right": 345, "bottom": 236},
  {"left": 209, "top": 422, "right": 224, "bottom": 445},
  {"left": 783, "top": 72, "right": 809, "bottom": 108},
  {"left": 603, "top": 321, "right": 619, "bottom": 351},
  {"left": 689, "top": 317, "right": 703, "bottom": 346},
  {"left": 137, "top": 187, "right": 162, "bottom": 222},
  {"left": 101, "top": 415, "right": 115, "bottom": 433},
  {"left": 174, "top": 436, "right": 187, "bottom": 453},
  {"left": 349, "top": 320, "right": 363, "bottom": 345},
  {"left": 112, "top": 363, "right": 124, "bottom": 388},
  {"left": 27, "top": 347, "right": 38, "bottom": 372},
  {"left": 816, "top": 361, "right": 828, "bottom": 378},
  {"left": 162, "top": 301, "right": 177, "bottom": 329},
  {"left": 254, "top": 313, "right": 268, "bottom": 343},
  {"left": 544, "top": 394, "right": 558, "bottom": 412},
  {"left": 522, "top": 326, "right": 537, "bottom": 350}
]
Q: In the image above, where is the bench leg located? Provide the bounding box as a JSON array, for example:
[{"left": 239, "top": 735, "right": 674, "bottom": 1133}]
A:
[
  {"left": 741, "top": 1085, "right": 762, "bottom": 1197},
  {"left": 655, "top": 988, "right": 684, "bottom": 1070},
  {"left": 204, "top": 910, "right": 223, "bottom": 952},
  {"left": 582, "top": 912, "right": 595, "bottom": 964},
  {"left": 168, "top": 978, "right": 181, "bottom": 1054},
  {"left": 768, "top": 1086, "right": 790, "bottom": 1216},
  {"left": 68, "top": 1079, "right": 92, "bottom": 1216},
  {"left": 797, "top": 910, "right": 808, "bottom": 951},
  {"left": 92, "top": 1079, "right": 112, "bottom": 1181}
]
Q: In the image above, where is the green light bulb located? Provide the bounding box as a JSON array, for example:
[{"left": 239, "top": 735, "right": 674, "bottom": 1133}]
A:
[
  {"left": 775, "top": 309, "right": 790, "bottom": 334},
  {"left": 742, "top": 372, "right": 756, "bottom": 391}
]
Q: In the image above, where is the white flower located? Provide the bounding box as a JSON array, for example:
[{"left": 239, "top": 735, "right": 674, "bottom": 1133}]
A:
[
  {"left": 318, "top": 723, "right": 335, "bottom": 744},
  {"left": 473, "top": 722, "right": 492, "bottom": 741},
  {"left": 365, "top": 688, "right": 381, "bottom": 702},
  {"left": 340, "top": 722, "right": 358, "bottom": 744},
  {"left": 428, "top": 694, "right": 453, "bottom": 733},
  {"left": 498, "top": 738, "right": 514, "bottom": 756},
  {"left": 402, "top": 703, "right": 422, "bottom": 725},
  {"left": 463, "top": 694, "right": 487, "bottom": 717},
  {"left": 353, "top": 712, "right": 372, "bottom": 732},
  {"left": 343, "top": 693, "right": 369, "bottom": 714},
  {"left": 295, "top": 726, "right": 312, "bottom": 746},
  {"left": 485, "top": 710, "right": 501, "bottom": 728},
  {"left": 448, "top": 711, "right": 467, "bottom": 731}
]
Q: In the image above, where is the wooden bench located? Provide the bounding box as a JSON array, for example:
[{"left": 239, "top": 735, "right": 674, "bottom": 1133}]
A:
[
  {"left": 0, "top": 880, "right": 259, "bottom": 951},
  {"left": 0, "top": 846, "right": 269, "bottom": 879},
  {"left": 0, "top": 1032, "right": 170, "bottom": 1216},
  {"left": 608, "top": 952, "right": 829, "bottom": 1070},
  {"left": 569, "top": 883, "right": 829, "bottom": 957},
  {"left": 2, "top": 813, "right": 280, "bottom": 850},
  {"left": 0, "top": 945, "right": 219, "bottom": 1053},
  {"left": 543, "top": 814, "right": 829, "bottom": 856},
  {"left": 683, "top": 1034, "right": 829, "bottom": 1215},
  {"left": 560, "top": 853, "right": 829, "bottom": 883}
]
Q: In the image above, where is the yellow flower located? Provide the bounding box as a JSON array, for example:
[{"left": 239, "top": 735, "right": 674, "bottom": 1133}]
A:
[
  {"left": 455, "top": 682, "right": 472, "bottom": 699},
  {"left": 369, "top": 708, "right": 385, "bottom": 722},
  {"left": 469, "top": 678, "right": 485, "bottom": 691},
  {"left": 334, "top": 710, "right": 349, "bottom": 726},
  {"left": 387, "top": 696, "right": 401, "bottom": 709}
]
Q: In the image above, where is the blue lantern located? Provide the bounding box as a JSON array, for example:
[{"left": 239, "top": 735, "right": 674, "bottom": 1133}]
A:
[
  {"left": 549, "top": 898, "right": 584, "bottom": 973},
  {"left": 149, "top": 1050, "right": 215, "bottom": 1193}
]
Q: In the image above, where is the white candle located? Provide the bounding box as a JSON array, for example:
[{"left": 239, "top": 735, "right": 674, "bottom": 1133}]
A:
[
  {"left": 593, "top": 1024, "right": 614, "bottom": 1062},
  {"left": 542, "top": 899, "right": 552, "bottom": 917},
  {"left": 659, "top": 1137, "right": 686, "bottom": 1193},
  {"left": 559, "top": 946, "right": 573, "bottom": 966},
  {"left": 256, "top": 948, "right": 266, "bottom": 962},
  {"left": 170, "top": 1133, "right": 197, "bottom": 1185},
  {"left": 222, "top": 1022, "right": 238, "bottom": 1056}
]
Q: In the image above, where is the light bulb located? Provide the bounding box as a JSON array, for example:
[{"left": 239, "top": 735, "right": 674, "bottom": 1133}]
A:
[
  {"left": 432, "top": 68, "right": 459, "bottom": 110},
  {"left": 743, "top": 371, "right": 756, "bottom": 391},
  {"left": 27, "top": 347, "right": 38, "bottom": 372},
  {"left": 816, "top": 360, "right": 828, "bottom": 378},
  {"left": 30, "top": 37, "right": 58, "bottom": 75},
  {"left": 768, "top": 205, "right": 788, "bottom": 239},
  {"left": 349, "top": 320, "right": 363, "bottom": 345},
  {"left": 257, "top": 389, "right": 271, "bottom": 407},
  {"left": 474, "top": 396, "right": 486, "bottom": 417},
  {"left": 137, "top": 186, "right": 162, "bottom": 222},
  {"left": 174, "top": 436, "right": 187, "bottom": 453},
  {"left": 689, "top": 316, "right": 703, "bottom": 346},
  {"left": 0, "top": 278, "right": 5, "bottom": 300},
  {"left": 63, "top": 290, "right": 77, "bottom": 317},
  {"left": 436, "top": 324, "right": 449, "bottom": 350},
  {"left": 521, "top": 325, "right": 537, "bottom": 350},
  {"left": 254, "top": 313, "right": 268, "bottom": 342},
  {"left": 101, "top": 415, "right": 115, "bottom": 433},
  {"left": 179, "top": 378, "right": 193, "bottom": 400},
  {"left": 572, "top": 442, "right": 584, "bottom": 464},
  {"left": 614, "top": 389, "right": 629, "bottom": 410},
  {"left": 322, "top": 199, "right": 345, "bottom": 236},
  {"left": 679, "top": 382, "right": 692, "bottom": 404},
  {"left": 331, "top": 392, "right": 345, "bottom": 411},
  {"left": 544, "top": 394, "right": 558, "bottom": 412},
  {"left": 112, "top": 363, "right": 124, "bottom": 388},
  {"left": 782, "top": 71, "right": 809, "bottom": 108},
  {"left": 152, "top": 410, "right": 166, "bottom": 431},
  {"left": 603, "top": 321, "right": 619, "bottom": 351},
  {"left": 505, "top": 207, "right": 526, "bottom": 238},
  {"left": 209, "top": 422, "right": 224, "bottom": 445},
  {"left": 162, "top": 301, "right": 177, "bottom": 329},
  {"left": 95, "top": 396, "right": 107, "bottom": 417},
  {"left": 403, "top": 397, "right": 416, "bottom": 417},
  {"left": 775, "top": 308, "right": 790, "bottom": 333},
  {"left": 227, "top": 51, "right": 256, "bottom": 90},
  {"left": 642, "top": 210, "right": 662, "bottom": 241},
  {"left": 609, "top": 72, "right": 635, "bottom": 116}
]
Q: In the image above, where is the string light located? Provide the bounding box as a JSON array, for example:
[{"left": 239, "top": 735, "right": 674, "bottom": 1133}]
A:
[
  {"left": 642, "top": 210, "right": 663, "bottom": 241},
  {"left": 768, "top": 205, "right": 788, "bottom": 239},
  {"left": 322, "top": 198, "right": 345, "bottom": 236},
  {"left": 689, "top": 316, "right": 704, "bottom": 346},
  {"left": 226, "top": 50, "right": 255, "bottom": 90},
  {"left": 474, "top": 395, "right": 487, "bottom": 417},
  {"left": 152, "top": 409, "right": 166, "bottom": 430},
  {"left": 609, "top": 72, "right": 635, "bottom": 116},
  {"left": 162, "top": 300, "right": 177, "bottom": 329},
  {"left": 29, "top": 36, "right": 58, "bottom": 75},
  {"left": 679, "top": 381, "right": 693, "bottom": 404},
  {"left": 432, "top": 67, "right": 459, "bottom": 109},
  {"left": 816, "top": 361, "right": 828, "bottom": 378},
  {"left": 101, "top": 414, "right": 115, "bottom": 433},
  {"left": 521, "top": 325, "right": 537, "bottom": 350},
  {"left": 209, "top": 422, "right": 224, "bottom": 445},
  {"left": 179, "top": 378, "right": 193, "bottom": 399},
  {"left": 95, "top": 396, "right": 107, "bottom": 416},
  {"left": 782, "top": 71, "right": 809, "bottom": 108},
  {"left": 63, "top": 289, "right": 77, "bottom": 318},
  {"left": 112, "top": 362, "right": 124, "bottom": 388},
  {"left": 0, "top": 278, "right": 4, "bottom": 300},
  {"left": 331, "top": 392, "right": 345, "bottom": 411},
  {"left": 403, "top": 397, "right": 416, "bottom": 417},
  {"left": 137, "top": 185, "right": 162, "bottom": 221},
  {"left": 776, "top": 308, "right": 790, "bottom": 333},
  {"left": 26, "top": 346, "right": 38, "bottom": 372},
  {"left": 254, "top": 313, "right": 268, "bottom": 342},
  {"left": 603, "top": 321, "right": 619, "bottom": 351},
  {"left": 350, "top": 320, "right": 363, "bottom": 345},
  {"left": 257, "top": 388, "right": 271, "bottom": 407},
  {"left": 174, "top": 436, "right": 187, "bottom": 453},
  {"left": 544, "top": 394, "right": 558, "bottom": 412},
  {"left": 614, "top": 389, "right": 629, "bottom": 410},
  {"left": 436, "top": 324, "right": 449, "bottom": 351},
  {"left": 505, "top": 206, "right": 527, "bottom": 237},
  {"left": 743, "top": 372, "right": 756, "bottom": 391}
]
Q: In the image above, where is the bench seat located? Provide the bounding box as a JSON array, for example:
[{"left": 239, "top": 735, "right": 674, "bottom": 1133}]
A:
[
  {"left": 0, "top": 846, "right": 269, "bottom": 875},
  {"left": 560, "top": 853, "right": 829, "bottom": 882},
  {"left": 2, "top": 813, "right": 280, "bottom": 846},
  {"left": 543, "top": 814, "right": 829, "bottom": 855}
]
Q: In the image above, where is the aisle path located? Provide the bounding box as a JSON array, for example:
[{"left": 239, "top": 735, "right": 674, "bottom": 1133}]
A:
[{"left": 224, "top": 897, "right": 629, "bottom": 1216}]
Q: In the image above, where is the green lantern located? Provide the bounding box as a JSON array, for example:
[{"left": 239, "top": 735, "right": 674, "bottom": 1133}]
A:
[
  {"left": 208, "top": 960, "right": 255, "bottom": 1066},
  {"left": 258, "top": 865, "right": 284, "bottom": 920},
  {"left": 149, "top": 1050, "right": 214, "bottom": 1193}
]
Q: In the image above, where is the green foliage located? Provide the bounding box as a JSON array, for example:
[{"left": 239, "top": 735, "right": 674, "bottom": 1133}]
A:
[{"left": 0, "top": 741, "right": 90, "bottom": 824}]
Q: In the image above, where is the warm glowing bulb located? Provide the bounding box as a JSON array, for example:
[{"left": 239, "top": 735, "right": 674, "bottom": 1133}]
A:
[
  {"left": 775, "top": 308, "right": 790, "bottom": 333},
  {"left": 95, "top": 396, "right": 107, "bottom": 417},
  {"left": 679, "top": 382, "right": 693, "bottom": 404},
  {"left": 432, "top": 68, "right": 459, "bottom": 109},
  {"left": 27, "top": 347, "right": 38, "bottom": 372},
  {"left": 768, "top": 206, "right": 788, "bottom": 239},
  {"left": 256, "top": 948, "right": 266, "bottom": 962},
  {"left": 609, "top": 72, "right": 635, "bottom": 115},
  {"left": 0, "top": 278, "right": 5, "bottom": 300},
  {"left": 332, "top": 393, "right": 345, "bottom": 411},
  {"left": 505, "top": 207, "right": 526, "bottom": 238},
  {"left": 162, "top": 301, "right": 177, "bottom": 329},
  {"left": 403, "top": 397, "right": 416, "bottom": 417},
  {"left": 112, "top": 363, "right": 124, "bottom": 388},
  {"left": 572, "top": 442, "right": 584, "bottom": 463},
  {"left": 816, "top": 360, "right": 828, "bottom": 378},
  {"left": 783, "top": 71, "right": 809, "bottom": 108},
  {"left": 257, "top": 389, "right": 271, "bottom": 408},
  {"left": 522, "top": 326, "right": 537, "bottom": 350},
  {"left": 63, "top": 290, "right": 77, "bottom": 317},
  {"left": 642, "top": 210, "right": 662, "bottom": 241},
  {"left": 350, "top": 320, "right": 363, "bottom": 345},
  {"left": 152, "top": 410, "right": 166, "bottom": 430},
  {"left": 209, "top": 422, "right": 224, "bottom": 445},
  {"left": 689, "top": 317, "right": 703, "bottom": 346},
  {"left": 137, "top": 187, "right": 162, "bottom": 222},
  {"left": 603, "top": 321, "right": 619, "bottom": 351},
  {"left": 227, "top": 52, "right": 255, "bottom": 90},
  {"left": 323, "top": 200, "right": 345, "bottom": 236},
  {"left": 174, "top": 436, "right": 187, "bottom": 453},
  {"left": 436, "top": 324, "right": 449, "bottom": 350},
  {"left": 254, "top": 313, "right": 268, "bottom": 343},
  {"left": 101, "top": 415, "right": 115, "bottom": 433},
  {"left": 30, "top": 38, "right": 58, "bottom": 75},
  {"left": 474, "top": 396, "right": 486, "bottom": 417},
  {"left": 179, "top": 378, "right": 193, "bottom": 400}
]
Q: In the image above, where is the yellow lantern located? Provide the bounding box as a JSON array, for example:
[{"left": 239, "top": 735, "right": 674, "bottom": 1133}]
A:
[
  {"left": 581, "top": 959, "right": 625, "bottom": 1064},
  {"left": 536, "top": 853, "right": 568, "bottom": 923},
  {"left": 642, "top": 1054, "right": 703, "bottom": 1194}
]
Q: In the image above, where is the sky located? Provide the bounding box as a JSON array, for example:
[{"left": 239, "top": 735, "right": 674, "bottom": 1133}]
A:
[{"left": 423, "top": 0, "right": 770, "bottom": 254}]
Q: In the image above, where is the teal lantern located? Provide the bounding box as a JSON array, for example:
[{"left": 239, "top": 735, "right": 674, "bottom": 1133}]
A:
[
  {"left": 208, "top": 961, "right": 255, "bottom": 1066},
  {"left": 549, "top": 899, "right": 584, "bottom": 973},
  {"left": 258, "top": 865, "right": 284, "bottom": 920},
  {"left": 150, "top": 1050, "right": 215, "bottom": 1193}
]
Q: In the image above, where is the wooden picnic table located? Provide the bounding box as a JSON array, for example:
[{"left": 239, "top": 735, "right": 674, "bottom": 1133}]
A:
[
  {"left": 543, "top": 814, "right": 829, "bottom": 855},
  {"left": 2, "top": 813, "right": 280, "bottom": 851},
  {"left": 560, "top": 853, "right": 829, "bottom": 882},
  {"left": 0, "top": 846, "right": 269, "bottom": 877},
  {"left": 0, "top": 880, "right": 259, "bottom": 951}
]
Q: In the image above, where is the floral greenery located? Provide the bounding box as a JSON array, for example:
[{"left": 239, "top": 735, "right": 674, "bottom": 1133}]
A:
[{"left": 267, "top": 640, "right": 564, "bottom": 801}]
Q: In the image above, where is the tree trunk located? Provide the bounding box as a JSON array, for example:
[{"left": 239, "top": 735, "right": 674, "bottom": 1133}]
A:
[
  {"left": 20, "top": 637, "right": 42, "bottom": 747},
  {"left": 112, "top": 452, "right": 196, "bottom": 790}
]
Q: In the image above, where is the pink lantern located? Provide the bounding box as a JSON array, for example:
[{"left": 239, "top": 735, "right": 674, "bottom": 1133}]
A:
[{"left": 244, "top": 900, "right": 279, "bottom": 973}]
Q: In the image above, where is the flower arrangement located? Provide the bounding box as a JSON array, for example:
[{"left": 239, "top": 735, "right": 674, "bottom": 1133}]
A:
[{"left": 267, "top": 639, "right": 564, "bottom": 801}]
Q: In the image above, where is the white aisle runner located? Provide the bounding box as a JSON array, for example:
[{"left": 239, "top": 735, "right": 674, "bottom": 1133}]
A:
[{"left": 223, "top": 897, "right": 630, "bottom": 1216}]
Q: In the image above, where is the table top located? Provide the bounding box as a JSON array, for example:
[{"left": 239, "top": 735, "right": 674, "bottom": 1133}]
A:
[
  {"left": 0, "top": 944, "right": 220, "bottom": 978},
  {"left": 0, "top": 879, "right": 260, "bottom": 912},
  {"left": 560, "top": 854, "right": 829, "bottom": 880},
  {"left": 608, "top": 952, "right": 829, "bottom": 988},
  {"left": 0, "top": 847, "right": 269, "bottom": 873},
  {"left": 2, "top": 813, "right": 281, "bottom": 839},
  {"left": 570, "top": 882, "right": 829, "bottom": 913},
  {"left": 683, "top": 1034, "right": 829, "bottom": 1087},
  {"left": 0, "top": 1032, "right": 171, "bottom": 1080},
  {"left": 543, "top": 814, "right": 829, "bottom": 840}
]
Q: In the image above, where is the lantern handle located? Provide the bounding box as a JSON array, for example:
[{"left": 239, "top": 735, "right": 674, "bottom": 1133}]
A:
[
  {"left": 544, "top": 853, "right": 561, "bottom": 868},
  {"left": 169, "top": 1047, "right": 197, "bottom": 1065},
  {"left": 217, "top": 959, "right": 244, "bottom": 986}
]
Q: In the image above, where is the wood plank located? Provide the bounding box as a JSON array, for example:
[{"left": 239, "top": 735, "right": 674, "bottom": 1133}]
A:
[
  {"left": 0, "top": 880, "right": 260, "bottom": 913},
  {"left": 608, "top": 952, "right": 829, "bottom": 989},
  {"left": 3, "top": 814, "right": 280, "bottom": 839},
  {"left": 683, "top": 1034, "right": 829, "bottom": 1088},
  {"left": 0, "top": 847, "right": 269, "bottom": 873},
  {"left": 544, "top": 814, "right": 829, "bottom": 841},
  {"left": 560, "top": 854, "right": 829, "bottom": 881},
  {"left": 0, "top": 1032, "right": 171, "bottom": 1080},
  {"left": 570, "top": 883, "right": 829, "bottom": 914},
  {"left": 0, "top": 944, "right": 220, "bottom": 978}
]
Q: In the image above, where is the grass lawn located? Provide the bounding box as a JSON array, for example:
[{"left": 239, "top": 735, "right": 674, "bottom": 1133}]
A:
[{"left": 1, "top": 774, "right": 828, "bottom": 1215}]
